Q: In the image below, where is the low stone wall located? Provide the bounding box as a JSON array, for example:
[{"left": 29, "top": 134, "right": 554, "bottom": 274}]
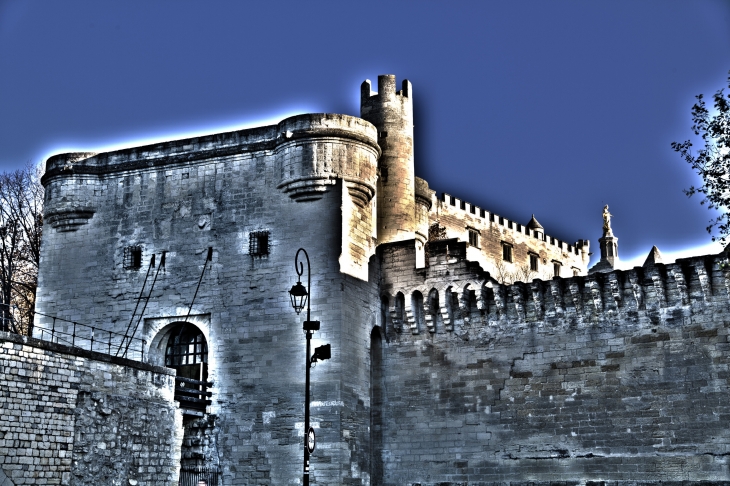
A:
[{"left": 0, "top": 331, "right": 182, "bottom": 486}]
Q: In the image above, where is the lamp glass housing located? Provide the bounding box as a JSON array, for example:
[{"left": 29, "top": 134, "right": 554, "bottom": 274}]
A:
[{"left": 289, "top": 282, "right": 308, "bottom": 315}]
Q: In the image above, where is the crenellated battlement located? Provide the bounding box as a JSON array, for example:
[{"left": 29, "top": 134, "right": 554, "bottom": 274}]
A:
[
  {"left": 439, "top": 191, "right": 589, "bottom": 255},
  {"left": 360, "top": 75, "right": 412, "bottom": 106},
  {"left": 380, "top": 237, "right": 730, "bottom": 338},
  {"left": 34, "top": 74, "right": 730, "bottom": 484}
]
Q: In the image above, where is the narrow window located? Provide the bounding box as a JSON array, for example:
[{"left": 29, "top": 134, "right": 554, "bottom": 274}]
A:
[
  {"left": 249, "top": 231, "right": 270, "bottom": 256},
  {"left": 529, "top": 253, "right": 538, "bottom": 272},
  {"left": 508, "top": 220, "right": 513, "bottom": 229},
  {"left": 460, "top": 200, "right": 466, "bottom": 210},
  {"left": 411, "top": 291, "right": 424, "bottom": 333},
  {"left": 553, "top": 261, "right": 561, "bottom": 277},
  {"left": 502, "top": 242, "right": 513, "bottom": 262},
  {"left": 480, "top": 209, "right": 486, "bottom": 218},
  {"left": 469, "top": 205, "right": 475, "bottom": 214},
  {"left": 450, "top": 196, "right": 456, "bottom": 206},
  {"left": 123, "top": 246, "right": 142, "bottom": 269},
  {"left": 370, "top": 327, "right": 384, "bottom": 482},
  {"left": 468, "top": 228, "right": 479, "bottom": 248}
]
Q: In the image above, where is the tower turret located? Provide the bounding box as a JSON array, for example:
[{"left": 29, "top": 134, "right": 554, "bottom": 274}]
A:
[{"left": 361, "top": 75, "right": 415, "bottom": 245}]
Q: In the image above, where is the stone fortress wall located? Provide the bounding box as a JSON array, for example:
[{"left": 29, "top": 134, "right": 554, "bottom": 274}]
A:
[
  {"left": 37, "top": 112, "right": 384, "bottom": 484},
  {"left": 433, "top": 190, "right": 590, "bottom": 281},
  {"left": 27, "top": 73, "right": 730, "bottom": 485},
  {"left": 375, "top": 238, "right": 730, "bottom": 484},
  {"left": 0, "top": 331, "right": 181, "bottom": 486}
]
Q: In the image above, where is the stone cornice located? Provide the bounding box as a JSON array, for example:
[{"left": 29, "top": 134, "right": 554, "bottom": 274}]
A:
[{"left": 42, "top": 114, "right": 381, "bottom": 185}]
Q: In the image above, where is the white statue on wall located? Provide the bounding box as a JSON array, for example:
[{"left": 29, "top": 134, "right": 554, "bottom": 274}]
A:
[{"left": 603, "top": 204, "right": 612, "bottom": 234}]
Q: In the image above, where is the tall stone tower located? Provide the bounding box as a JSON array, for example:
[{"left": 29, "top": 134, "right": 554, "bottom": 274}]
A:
[{"left": 360, "top": 75, "right": 415, "bottom": 244}]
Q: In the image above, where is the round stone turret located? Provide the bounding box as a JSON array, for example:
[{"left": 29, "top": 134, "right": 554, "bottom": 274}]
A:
[
  {"left": 360, "top": 74, "right": 415, "bottom": 244},
  {"left": 275, "top": 113, "right": 380, "bottom": 204},
  {"left": 42, "top": 152, "right": 99, "bottom": 232}
]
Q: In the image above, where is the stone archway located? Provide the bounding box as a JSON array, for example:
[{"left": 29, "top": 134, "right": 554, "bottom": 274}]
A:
[{"left": 147, "top": 317, "right": 220, "bottom": 484}]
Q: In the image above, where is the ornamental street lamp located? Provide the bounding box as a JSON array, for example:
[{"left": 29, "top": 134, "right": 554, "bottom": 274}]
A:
[{"left": 289, "top": 248, "right": 330, "bottom": 486}]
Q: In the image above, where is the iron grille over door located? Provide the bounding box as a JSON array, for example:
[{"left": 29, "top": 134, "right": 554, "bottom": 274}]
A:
[
  {"left": 166, "top": 324, "right": 212, "bottom": 416},
  {"left": 179, "top": 465, "right": 220, "bottom": 486}
]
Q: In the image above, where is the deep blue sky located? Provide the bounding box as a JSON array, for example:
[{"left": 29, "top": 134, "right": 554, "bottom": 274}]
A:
[{"left": 1, "top": 1, "right": 729, "bottom": 266}]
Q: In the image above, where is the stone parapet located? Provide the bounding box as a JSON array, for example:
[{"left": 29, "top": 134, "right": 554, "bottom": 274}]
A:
[
  {"left": 0, "top": 331, "right": 182, "bottom": 486},
  {"left": 275, "top": 113, "right": 379, "bottom": 203},
  {"left": 381, "top": 239, "right": 730, "bottom": 331},
  {"left": 376, "top": 240, "right": 730, "bottom": 484}
]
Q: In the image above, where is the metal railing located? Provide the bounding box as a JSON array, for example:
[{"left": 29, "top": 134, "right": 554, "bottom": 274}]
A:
[
  {"left": 179, "top": 465, "right": 220, "bottom": 486},
  {"left": 33, "top": 313, "right": 147, "bottom": 361}
]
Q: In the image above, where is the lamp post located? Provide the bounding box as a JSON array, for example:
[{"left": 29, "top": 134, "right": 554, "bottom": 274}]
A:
[{"left": 289, "top": 248, "right": 330, "bottom": 486}]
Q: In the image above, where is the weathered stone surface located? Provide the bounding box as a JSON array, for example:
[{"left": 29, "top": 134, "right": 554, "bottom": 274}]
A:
[
  {"left": 27, "top": 74, "right": 730, "bottom": 485},
  {"left": 377, "top": 240, "right": 730, "bottom": 484},
  {"left": 0, "top": 331, "right": 181, "bottom": 486}
]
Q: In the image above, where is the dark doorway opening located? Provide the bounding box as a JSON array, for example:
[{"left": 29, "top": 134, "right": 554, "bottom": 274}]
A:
[{"left": 165, "top": 323, "right": 212, "bottom": 418}]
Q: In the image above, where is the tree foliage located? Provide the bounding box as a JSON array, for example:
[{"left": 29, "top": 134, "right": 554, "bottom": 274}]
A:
[
  {"left": 0, "top": 164, "right": 43, "bottom": 335},
  {"left": 672, "top": 71, "right": 730, "bottom": 245},
  {"left": 424, "top": 222, "right": 447, "bottom": 265}
]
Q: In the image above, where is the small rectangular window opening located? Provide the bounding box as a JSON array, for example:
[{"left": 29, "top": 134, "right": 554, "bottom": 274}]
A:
[
  {"left": 480, "top": 209, "right": 486, "bottom": 218},
  {"left": 124, "top": 246, "right": 143, "bottom": 270},
  {"left": 529, "top": 253, "right": 539, "bottom": 272},
  {"left": 249, "top": 231, "right": 270, "bottom": 257},
  {"left": 450, "top": 196, "right": 456, "bottom": 206},
  {"left": 460, "top": 200, "right": 466, "bottom": 210},
  {"left": 468, "top": 229, "right": 479, "bottom": 248},
  {"left": 502, "top": 242, "right": 513, "bottom": 262},
  {"left": 553, "top": 261, "right": 561, "bottom": 277},
  {"left": 508, "top": 221, "right": 513, "bottom": 229}
]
